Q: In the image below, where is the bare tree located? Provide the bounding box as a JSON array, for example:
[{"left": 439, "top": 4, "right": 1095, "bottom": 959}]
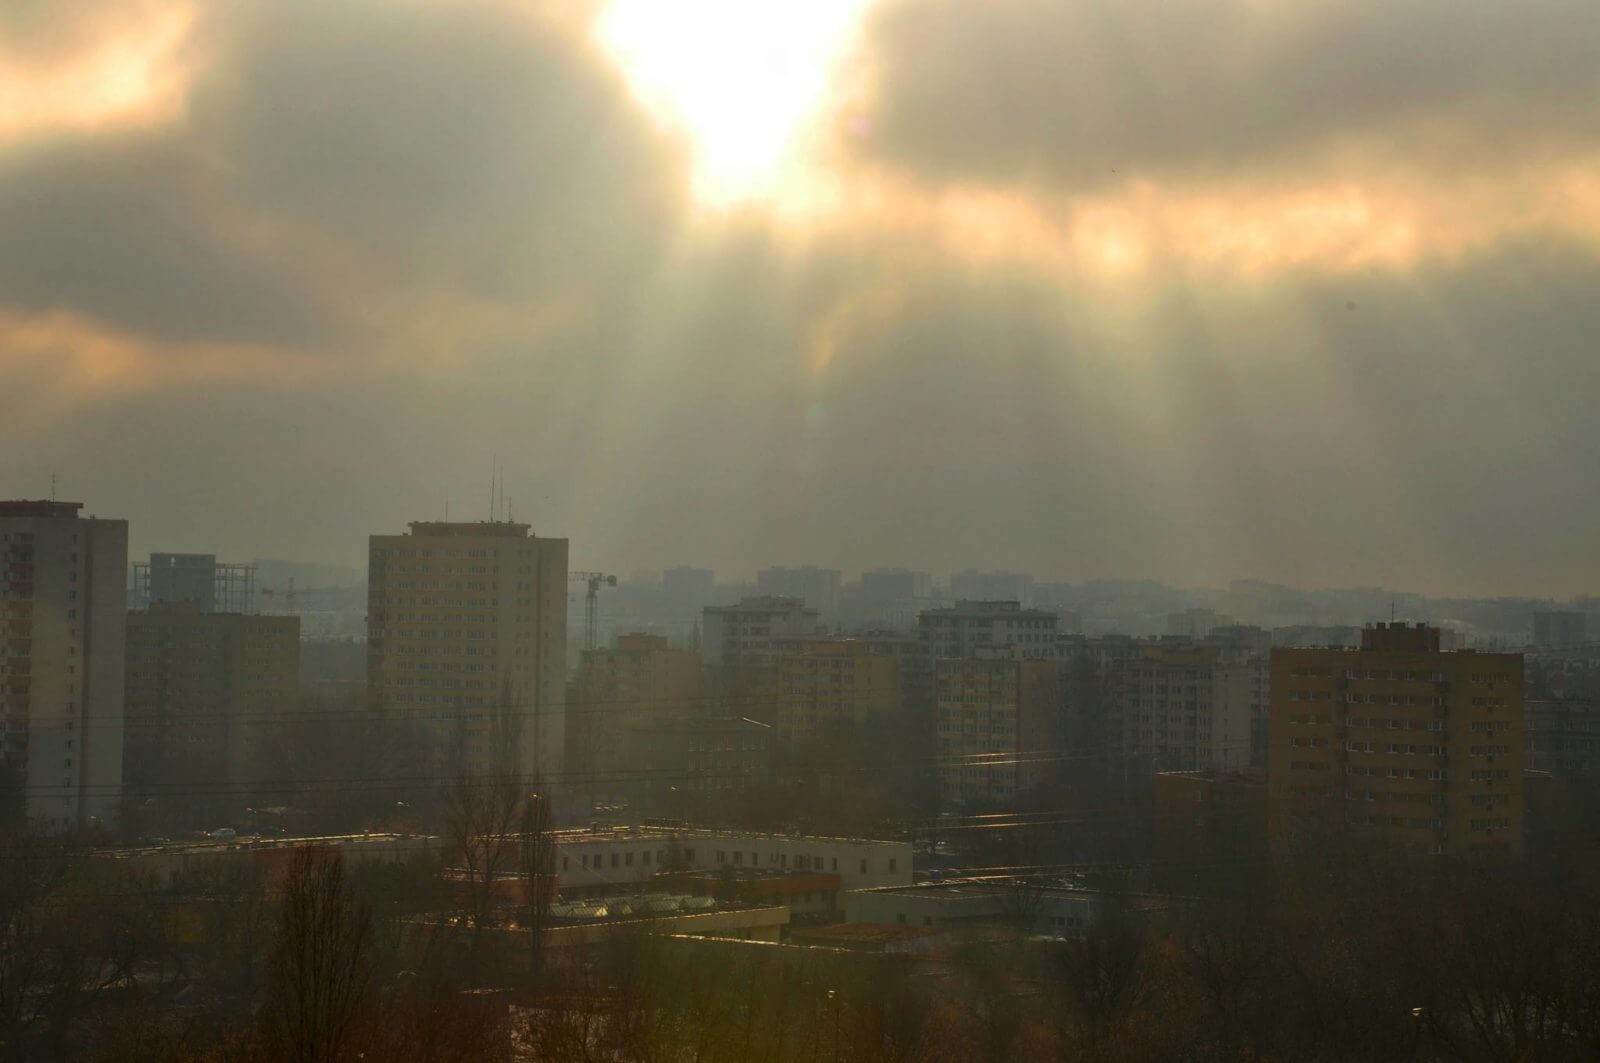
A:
[{"left": 261, "top": 849, "right": 373, "bottom": 1063}]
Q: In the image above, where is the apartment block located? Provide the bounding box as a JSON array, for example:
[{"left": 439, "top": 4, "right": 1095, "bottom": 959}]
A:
[
  {"left": 367, "top": 521, "right": 567, "bottom": 783},
  {"left": 934, "top": 648, "right": 1061, "bottom": 808},
  {"left": 701, "top": 596, "right": 822, "bottom": 671},
  {"left": 568, "top": 633, "right": 704, "bottom": 805},
  {"left": 1269, "top": 623, "right": 1523, "bottom": 857},
  {"left": 920, "top": 600, "right": 1060, "bottom": 661},
  {"left": 124, "top": 602, "right": 299, "bottom": 816},
  {"left": 1111, "top": 646, "right": 1254, "bottom": 773},
  {"left": 0, "top": 501, "right": 127, "bottom": 830},
  {"left": 774, "top": 639, "right": 900, "bottom": 743}
]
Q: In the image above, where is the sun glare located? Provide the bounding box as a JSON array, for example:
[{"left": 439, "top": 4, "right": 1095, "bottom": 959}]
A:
[{"left": 595, "top": 0, "right": 873, "bottom": 209}]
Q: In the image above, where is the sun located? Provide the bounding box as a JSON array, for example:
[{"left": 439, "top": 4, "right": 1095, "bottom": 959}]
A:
[{"left": 594, "top": 0, "right": 873, "bottom": 210}]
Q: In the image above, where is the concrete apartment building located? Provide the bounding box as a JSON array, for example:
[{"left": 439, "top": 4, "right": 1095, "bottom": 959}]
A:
[
  {"left": 367, "top": 520, "right": 567, "bottom": 784},
  {"left": 124, "top": 602, "right": 299, "bottom": 815},
  {"left": 701, "top": 596, "right": 822, "bottom": 671},
  {"left": 568, "top": 633, "right": 704, "bottom": 806},
  {"left": 1533, "top": 610, "right": 1587, "bottom": 650},
  {"left": 610, "top": 714, "right": 773, "bottom": 814},
  {"left": 0, "top": 501, "right": 127, "bottom": 830},
  {"left": 774, "top": 639, "right": 900, "bottom": 743},
  {"left": 935, "top": 647, "right": 1062, "bottom": 808},
  {"left": 756, "top": 566, "right": 841, "bottom": 624},
  {"left": 921, "top": 600, "right": 1060, "bottom": 660},
  {"left": 1270, "top": 622, "right": 1524, "bottom": 857},
  {"left": 1111, "top": 645, "right": 1255, "bottom": 773},
  {"left": 950, "top": 570, "right": 1035, "bottom": 607}
]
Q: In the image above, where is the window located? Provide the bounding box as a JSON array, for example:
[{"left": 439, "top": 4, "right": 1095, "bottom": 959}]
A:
[
  {"left": 889, "top": 858, "right": 897, "bottom": 873},
  {"left": 860, "top": 859, "right": 867, "bottom": 874}
]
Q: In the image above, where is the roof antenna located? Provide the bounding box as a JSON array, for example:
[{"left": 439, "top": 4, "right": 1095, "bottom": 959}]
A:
[{"left": 50, "top": 473, "right": 57, "bottom": 501}]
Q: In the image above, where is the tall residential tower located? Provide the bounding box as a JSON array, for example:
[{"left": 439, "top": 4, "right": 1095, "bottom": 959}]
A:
[
  {"left": 368, "top": 521, "right": 567, "bottom": 786},
  {"left": 0, "top": 501, "right": 127, "bottom": 830}
]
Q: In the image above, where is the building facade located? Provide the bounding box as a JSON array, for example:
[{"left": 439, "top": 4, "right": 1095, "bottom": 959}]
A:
[
  {"left": 920, "top": 600, "right": 1060, "bottom": 660},
  {"left": 756, "top": 566, "right": 841, "bottom": 624},
  {"left": 1111, "top": 645, "right": 1255, "bottom": 773},
  {"left": 934, "top": 648, "right": 1062, "bottom": 808},
  {"left": 774, "top": 639, "right": 900, "bottom": 743},
  {"left": 124, "top": 602, "right": 299, "bottom": 816},
  {"left": 1269, "top": 623, "right": 1524, "bottom": 857},
  {"left": 0, "top": 501, "right": 127, "bottom": 829},
  {"left": 700, "top": 597, "right": 822, "bottom": 671},
  {"left": 367, "top": 521, "right": 567, "bottom": 784}
]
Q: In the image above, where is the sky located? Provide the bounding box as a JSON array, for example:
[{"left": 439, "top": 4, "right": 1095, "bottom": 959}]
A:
[{"left": 2, "top": 0, "right": 1598, "bottom": 596}]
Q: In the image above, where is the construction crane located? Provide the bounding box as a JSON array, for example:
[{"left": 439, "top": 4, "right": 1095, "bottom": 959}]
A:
[{"left": 570, "top": 572, "right": 617, "bottom": 651}]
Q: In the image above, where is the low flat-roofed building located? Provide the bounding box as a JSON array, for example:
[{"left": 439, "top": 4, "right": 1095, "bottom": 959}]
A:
[
  {"left": 844, "top": 879, "right": 1110, "bottom": 937},
  {"left": 549, "top": 824, "right": 912, "bottom": 897}
]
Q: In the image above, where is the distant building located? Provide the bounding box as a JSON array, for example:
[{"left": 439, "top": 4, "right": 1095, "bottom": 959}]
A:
[
  {"left": 1152, "top": 769, "right": 1266, "bottom": 869},
  {"left": 1525, "top": 699, "right": 1600, "bottom": 776},
  {"left": 662, "top": 565, "right": 714, "bottom": 607},
  {"left": 774, "top": 639, "right": 900, "bottom": 743},
  {"left": 1166, "top": 607, "right": 1233, "bottom": 640},
  {"left": 609, "top": 715, "right": 773, "bottom": 815},
  {"left": 757, "top": 566, "right": 841, "bottom": 623},
  {"left": 920, "top": 600, "right": 1060, "bottom": 660},
  {"left": 367, "top": 520, "right": 567, "bottom": 784},
  {"left": 131, "top": 552, "right": 257, "bottom": 614},
  {"left": 0, "top": 501, "right": 127, "bottom": 830},
  {"left": 950, "top": 570, "right": 1035, "bottom": 607},
  {"left": 124, "top": 602, "right": 299, "bottom": 816},
  {"left": 935, "top": 648, "right": 1062, "bottom": 808},
  {"left": 568, "top": 633, "right": 704, "bottom": 807},
  {"left": 847, "top": 568, "right": 938, "bottom": 629},
  {"left": 845, "top": 879, "right": 1118, "bottom": 937},
  {"left": 701, "top": 597, "right": 822, "bottom": 671},
  {"left": 1269, "top": 623, "right": 1524, "bottom": 857},
  {"left": 1110, "top": 645, "right": 1255, "bottom": 773},
  {"left": 1533, "top": 610, "right": 1587, "bottom": 650}
]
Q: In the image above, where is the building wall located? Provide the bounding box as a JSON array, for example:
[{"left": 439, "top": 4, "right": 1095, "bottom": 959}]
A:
[
  {"left": 550, "top": 827, "right": 912, "bottom": 895},
  {"left": 774, "top": 640, "right": 899, "bottom": 743},
  {"left": 1, "top": 502, "right": 127, "bottom": 830},
  {"left": 935, "top": 654, "right": 1061, "bottom": 808},
  {"left": 701, "top": 597, "right": 821, "bottom": 670},
  {"left": 920, "top": 601, "right": 1060, "bottom": 660},
  {"left": 1269, "top": 623, "right": 1524, "bottom": 857},
  {"left": 368, "top": 521, "right": 567, "bottom": 784},
  {"left": 124, "top": 604, "right": 299, "bottom": 808},
  {"left": 569, "top": 634, "right": 704, "bottom": 802}
]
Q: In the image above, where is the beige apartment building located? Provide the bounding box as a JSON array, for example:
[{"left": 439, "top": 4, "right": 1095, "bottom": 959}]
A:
[
  {"left": 0, "top": 501, "right": 127, "bottom": 830},
  {"left": 569, "top": 633, "right": 704, "bottom": 803},
  {"left": 774, "top": 639, "right": 900, "bottom": 743},
  {"left": 367, "top": 521, "right": 567, "bottom": 783},
  {"left": 1112, "top": 645, "right": 1254, "bottom": 772},
  {"left": 934, "top": 647, "right": 1061, "bottom": 808},
  {"left": 1269, "top": 622, "right": 1523, "bottom": 857}
]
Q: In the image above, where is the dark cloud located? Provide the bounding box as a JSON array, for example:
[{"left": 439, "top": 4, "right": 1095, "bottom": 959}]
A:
[
  {"left": 850, "top": 0, "right": 1600, "bottom": 189},
  {"left": 0, "top": 0, "right": 683, "bottom": 349}
]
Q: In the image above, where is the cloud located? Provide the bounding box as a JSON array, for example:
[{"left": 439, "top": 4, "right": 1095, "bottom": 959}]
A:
[
  {"left": 0, "top": 0, "right": 684, "bottom": 354},
  {"left": 848, "top": 0, "right": 1600, "bottom": 190}
]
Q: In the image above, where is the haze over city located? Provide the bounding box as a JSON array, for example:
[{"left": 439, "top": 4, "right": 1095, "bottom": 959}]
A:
[
  {"left": 5, "top": 0, "right": 1600, "bottom": 595},
  {"left": 5, "top": 2, "right": 1600, "bottom": 1061}
]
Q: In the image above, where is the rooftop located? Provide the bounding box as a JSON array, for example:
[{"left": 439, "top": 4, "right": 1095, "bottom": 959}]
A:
[
  {"left": 548, "top": 824, "right": 909, "bottom": 848},
  {"left": 0, "top": 500, "right": 84, "bottom": 519},
  {"left": 405, "top": 520, "right": 532, "bottom": 539}
]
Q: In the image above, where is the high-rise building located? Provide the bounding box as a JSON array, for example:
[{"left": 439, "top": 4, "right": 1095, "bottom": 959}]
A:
[
  {"left": 131, "top": 553, "right": 257, "bottom": 614},
  {"left": 757, "top": 566, "right": 842, "bottom": 624},
  {"left": 1532, "top": 610, "right": 1587, "bottom": 649},
  {"left": 700, "top": 597, "right": 822, "bottom": 671},
  {"left": 0, "top": 501, "right": 127, "bottom": 830},
  {"left": 920, "top": 600, "right": 1060, "bottom": 660},
  {"left": 367, "top": 521, "right": 567, "bottom": 784},
  {"left": 1110, "top": 645, "right": 1254, "bottom": 773},
  {"left": 950, "top": 570, "right": 1035, "bottom": 607},
  {"left": 1269, "top": 622, "right": 1524, "bottom": 857},
  {"left": 662, "top": 566, "right": 715, "bottom": 606},
  {"left": 774, "top": 639, "right": 900, "bottom": 744},
  {"left": 124, "top": 602, "right": 298, "bottom": 819},
  {"left": 934, "top": 647, "right": 1061, "bottom": 808},
  {"left": 568, "top": 633, "right": 703, "bottom": 805}
]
